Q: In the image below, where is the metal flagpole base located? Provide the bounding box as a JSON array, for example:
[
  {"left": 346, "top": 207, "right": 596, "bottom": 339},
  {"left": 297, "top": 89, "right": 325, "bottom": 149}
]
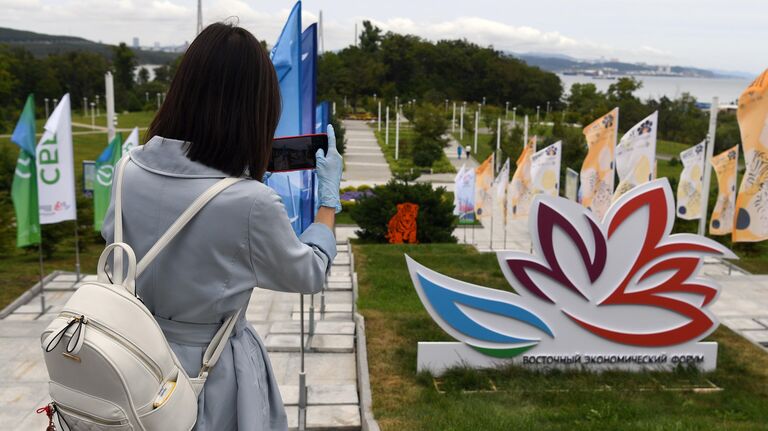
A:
[
  {"left": 298, "top": 371, "right": 307, "bottom": 430},
  {"left": 298, "top": 293, "right": 306, "bottom": 429}
]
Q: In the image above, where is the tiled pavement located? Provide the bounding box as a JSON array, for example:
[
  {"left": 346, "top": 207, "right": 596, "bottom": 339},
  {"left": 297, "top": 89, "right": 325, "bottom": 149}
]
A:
[{"left": 0, "top": 242, "right": 362, "bottom": 430}]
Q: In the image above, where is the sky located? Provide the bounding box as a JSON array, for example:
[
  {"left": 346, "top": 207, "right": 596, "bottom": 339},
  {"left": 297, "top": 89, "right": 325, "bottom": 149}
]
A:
[{"left": 0, "top": 0, "right": 766, "bottom": 74}]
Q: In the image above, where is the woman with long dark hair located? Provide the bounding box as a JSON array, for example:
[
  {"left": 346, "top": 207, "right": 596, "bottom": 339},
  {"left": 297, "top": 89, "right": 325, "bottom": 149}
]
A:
[{"left": 102, "top": 22, "right": 343, "bottom": 430}]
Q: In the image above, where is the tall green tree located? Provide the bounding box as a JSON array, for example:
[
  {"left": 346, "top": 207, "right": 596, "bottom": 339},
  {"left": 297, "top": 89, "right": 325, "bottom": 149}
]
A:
[{"left": 112, "top": 42, "right": 137, "bottom": 90}]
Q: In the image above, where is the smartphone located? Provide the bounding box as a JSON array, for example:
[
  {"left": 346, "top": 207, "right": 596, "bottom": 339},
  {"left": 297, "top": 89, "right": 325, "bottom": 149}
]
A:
[{"left": 268, "top": 133, "right": 329, "bottom": 172}]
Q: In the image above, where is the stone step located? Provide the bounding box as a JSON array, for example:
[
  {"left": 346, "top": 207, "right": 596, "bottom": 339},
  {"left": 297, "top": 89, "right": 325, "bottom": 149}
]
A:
[
  {"left": 280, "top": 383, "right": 359, "bottom": 406},
  {"left": 265, "top": 334, "right": 354, "bottom": 353},
  {"left": 293, "top": 303, "right": 352, "bottom": 313},
  {"left": 285, "top": 405, "right": 361, "bottom": 430},
  {"left": 292, "top": 312, "right": 351, "bottom": 321},
  {"left": 270, "top": 320, "right": 355, "bottom": 335}
]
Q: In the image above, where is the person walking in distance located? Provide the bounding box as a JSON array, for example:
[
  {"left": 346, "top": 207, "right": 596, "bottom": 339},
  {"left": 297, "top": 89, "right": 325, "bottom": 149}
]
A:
[{"left": 457, "top": 144, "right": 463, "bottom": 160}]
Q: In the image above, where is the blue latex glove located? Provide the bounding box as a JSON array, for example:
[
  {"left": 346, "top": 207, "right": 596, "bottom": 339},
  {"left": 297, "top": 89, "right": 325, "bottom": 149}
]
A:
[{"left": 316, "top": 125, "right": 343, "bottom": 213}]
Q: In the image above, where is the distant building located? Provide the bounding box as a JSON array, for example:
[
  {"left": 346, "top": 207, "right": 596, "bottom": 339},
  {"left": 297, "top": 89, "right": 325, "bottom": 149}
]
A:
[{"left": 132, "top": 37, "right": 139, "bottom": 49}]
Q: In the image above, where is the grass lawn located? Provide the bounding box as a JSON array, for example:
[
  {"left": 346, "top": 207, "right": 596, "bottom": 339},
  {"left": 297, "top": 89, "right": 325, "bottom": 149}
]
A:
[
  {"left": 371, "top": 122, "right": 455, "bottom": 174},
  {"left": 354, "top": 243, "right": 768, "bottom": 431},
  {"left": 657, "top": 139, "right": 693, "bottom": 158},
  {"left": 0, "top": 129, "right": 112, "bottom": 309}
]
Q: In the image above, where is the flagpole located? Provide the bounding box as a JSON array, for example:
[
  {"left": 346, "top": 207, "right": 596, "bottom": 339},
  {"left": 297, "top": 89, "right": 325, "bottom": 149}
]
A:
[
  {"left": 74, "top": 219, "right": 81, "bottom": 281},
  {"left": 698, "top": 97, "right": 718, "bottom": 237},
  {"left": 503, "top": 185, "right": 508, "bottom": 250},
  {"left": 37, "top": 241, "right": 46, "bottom": 314}
]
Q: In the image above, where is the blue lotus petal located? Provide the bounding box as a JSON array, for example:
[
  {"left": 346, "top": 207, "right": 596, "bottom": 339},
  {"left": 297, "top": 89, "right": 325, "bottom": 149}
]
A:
[{"left": 418, "top": 273, "right": 553, "bottom": 345}]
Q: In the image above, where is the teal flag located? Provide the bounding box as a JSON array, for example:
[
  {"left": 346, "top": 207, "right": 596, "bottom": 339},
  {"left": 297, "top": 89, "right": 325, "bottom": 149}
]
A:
[
  {"left": 93, "top": 133, "right": 123, "bottom": 231},
  {"left": 10, "top": 94, "right": 41, "bottom": 248}
]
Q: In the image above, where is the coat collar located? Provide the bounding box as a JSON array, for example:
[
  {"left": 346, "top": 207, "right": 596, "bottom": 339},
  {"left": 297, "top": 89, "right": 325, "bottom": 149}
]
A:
[{"left": 129, "top": 136, "right": 228, "bottom": 178}]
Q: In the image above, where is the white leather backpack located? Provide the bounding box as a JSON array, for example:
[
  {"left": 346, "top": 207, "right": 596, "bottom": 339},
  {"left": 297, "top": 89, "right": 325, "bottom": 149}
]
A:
[{"left": 40, "top": 156, "right": 243, "bottom": 430}]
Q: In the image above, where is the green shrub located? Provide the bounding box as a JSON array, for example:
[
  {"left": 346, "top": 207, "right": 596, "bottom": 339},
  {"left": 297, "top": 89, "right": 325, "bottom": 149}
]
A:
[
  {"left": 350, "top": 179, "right": 457, "bottom": 243},
  {"left": 329, "top": 113, "right": 347, "bottom": 155},
  {"left": 411, "top": 104, "right": 448, "bottom": 167},
  {"left": 412, "top": 136, "right": 444, "bottom": 167}
]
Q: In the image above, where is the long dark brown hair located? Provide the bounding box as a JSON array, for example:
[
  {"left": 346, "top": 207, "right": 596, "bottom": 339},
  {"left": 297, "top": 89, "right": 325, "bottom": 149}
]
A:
[{"left": 146, "top": 22, "right": 280, "bottom": 180}]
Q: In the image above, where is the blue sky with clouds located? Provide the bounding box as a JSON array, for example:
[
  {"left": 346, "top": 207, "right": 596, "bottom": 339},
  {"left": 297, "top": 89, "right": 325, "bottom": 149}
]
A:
[{"left": 0, "top": 0, "right": 765, "bottom": 74}]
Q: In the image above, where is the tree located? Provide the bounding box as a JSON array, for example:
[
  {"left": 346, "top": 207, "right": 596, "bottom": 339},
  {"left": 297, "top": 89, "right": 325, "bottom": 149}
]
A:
[
  {"left": 411, "top": 104, "right": 448, "bottom": 167},
  {"left": 359, "top": 21, "right": 382, "bottom": 53},
  {"left": 607, "top": 77, "right": 647, "bottom": 131},
  {"left": 112, "top": 42, "right": 137, "bottom": 90},
  {"left": 137, "top": 67, "right": 149, "bottom": 85}
]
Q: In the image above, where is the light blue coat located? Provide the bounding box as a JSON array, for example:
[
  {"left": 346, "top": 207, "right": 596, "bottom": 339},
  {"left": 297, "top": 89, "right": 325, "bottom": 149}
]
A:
[{"left": 102, "top": 136, "right": 337, "bottom": 430}]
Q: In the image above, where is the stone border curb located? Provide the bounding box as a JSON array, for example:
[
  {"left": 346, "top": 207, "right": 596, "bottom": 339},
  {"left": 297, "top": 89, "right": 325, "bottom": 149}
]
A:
[
  {"left": 0, "top": 270, "right": 64, "bottom": 319},
  {"left": 350, "top": 240, "right": 380, "bottom": 431},
  {"left": 354, "top": 312, "right": 380, "bottom": 431}
]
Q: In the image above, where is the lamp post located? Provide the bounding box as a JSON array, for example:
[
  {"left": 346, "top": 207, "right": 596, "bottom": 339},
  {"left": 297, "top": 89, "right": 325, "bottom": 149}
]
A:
[
  {"left": 505, "top": 101, "right": 509, "bottom": 119},
  {"left": 90, "top": 102, "right": 96, "bottom": 127},
  {"left": 385, "top": 106, "right": 390, "bottom": 146},
  {"left": 536, "top": 105, "right": 540, "bottom": 123},
  {"left": 44, "top": 98, "right": 50, "bottom": 119},
  {"left": 95, "top": 94, "right": 100, "bottom": 116},
  {"left": 445, "top": 99, "right": 449, "bottom": 112},
  {"left": 83, "top": 97, "right": 88, "bottom": 117},
  {"left": 546, "top": 101, "right": 550, "bottom": 120},
  {"left": 512, "top": 107, "right": 517, "bottom": 128},
  {"left": 451, "top": 102, "right": 456, "bottom": 134}
]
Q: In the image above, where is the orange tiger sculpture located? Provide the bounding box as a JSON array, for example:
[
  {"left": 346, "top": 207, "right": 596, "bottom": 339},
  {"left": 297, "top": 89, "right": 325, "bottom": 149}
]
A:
[{"left": 387, "top": 203, "right": 419, "bottom": 244}]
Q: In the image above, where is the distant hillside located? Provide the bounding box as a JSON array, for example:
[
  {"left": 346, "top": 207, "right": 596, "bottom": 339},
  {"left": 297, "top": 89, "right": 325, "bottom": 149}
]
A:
[
  {"left": 512, "top": 52, "right": 733, "bottom": 79},
  {"left": 0, "top": 27, "right": 180, "bottom": 64}
]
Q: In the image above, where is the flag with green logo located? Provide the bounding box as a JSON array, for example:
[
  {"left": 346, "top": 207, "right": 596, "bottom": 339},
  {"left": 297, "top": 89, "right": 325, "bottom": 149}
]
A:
[
  {"left": 93, "top": 133, "right": 123, "bottom": 231},
  {"left": 11, "top": 95, "right": 41, "bottom": 248}
]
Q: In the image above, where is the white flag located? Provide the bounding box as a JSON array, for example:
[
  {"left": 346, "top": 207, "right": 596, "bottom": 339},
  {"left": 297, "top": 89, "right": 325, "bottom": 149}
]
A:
[
  {"left": 122, "top": 126, "right": 140, "bottom": 155},
  {"left": 676, "top": 141, "right": 706, "bottom": 220},
  {"left": 453, "top": 165, "right": 466, "bottom": 215},
  {"left": 531, "top": 141, "right": 562, "bottom": 197},
  {"left": 613, "top": 111, "right": 658, "bottom": 200},
  {"left": 494, "top": 158, "right": 510, "bottom": 203},
  {"left": 36, "top": 94, "right": 77, "bottom": 224},
  {"left": 455, "top": 164, "right": 476, "bottom": 222}
]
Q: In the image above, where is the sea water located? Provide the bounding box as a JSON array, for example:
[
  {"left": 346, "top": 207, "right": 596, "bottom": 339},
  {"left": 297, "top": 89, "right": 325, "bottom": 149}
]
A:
[{"left": 559, "top": 74, "right": 754, "bottom": 104}]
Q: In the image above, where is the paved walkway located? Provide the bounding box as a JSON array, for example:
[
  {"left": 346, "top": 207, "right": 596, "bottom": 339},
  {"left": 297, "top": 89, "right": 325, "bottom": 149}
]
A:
[
  {"left": 418, "top": 135, "right": 478, "bottom": 189},
  {"left": 0, "top": 240, "right": 363, "bottom": 430},
  {"left": 341, "top": 120, "right": 390, "bottom": 188}
]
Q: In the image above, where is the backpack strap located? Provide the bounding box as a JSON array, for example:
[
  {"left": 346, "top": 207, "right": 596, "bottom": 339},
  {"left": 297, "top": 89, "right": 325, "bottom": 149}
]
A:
[
  {"left": 112, "top": 155, "right": 246, "bottom": 393},
  {"left": 112, "top": 155, "right": 242, "bottom": 293},
  {"left": 188, "top": 305, "right": 245, "bottom": 395}
]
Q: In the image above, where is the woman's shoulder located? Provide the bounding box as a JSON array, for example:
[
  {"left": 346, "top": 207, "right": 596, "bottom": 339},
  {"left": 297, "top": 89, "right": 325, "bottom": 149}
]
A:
[{"left": 226, "top": 179, "right": 279, "bottom": 205}]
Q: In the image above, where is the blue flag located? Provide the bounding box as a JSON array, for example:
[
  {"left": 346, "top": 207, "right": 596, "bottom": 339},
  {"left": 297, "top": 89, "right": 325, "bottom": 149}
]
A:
[
  {"left": 271, "top": 1, "right": 302, "bottom": 137},
  {"left": 315, "top": 101, "right": 330, "bottom": 133},
  {"left": 300, "top": 23, "right": 317, "bottom": 135}
]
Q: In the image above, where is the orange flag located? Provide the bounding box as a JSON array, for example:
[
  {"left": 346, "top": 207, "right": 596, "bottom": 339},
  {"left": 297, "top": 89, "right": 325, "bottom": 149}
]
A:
[
  {"left": 580, "top": 108, "right": 619, "bottom": 221},
  {"left": 709, "top": 145, "right": 739, "bottom": 235},
  {"left": 733, "top": 69, "right": 768, "bottom": 242}
]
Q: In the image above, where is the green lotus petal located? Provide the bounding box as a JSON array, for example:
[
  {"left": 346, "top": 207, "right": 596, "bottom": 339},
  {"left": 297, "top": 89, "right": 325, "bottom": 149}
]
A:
[{"left": 471, "top": 344, "right": 537, "bottom": 358}]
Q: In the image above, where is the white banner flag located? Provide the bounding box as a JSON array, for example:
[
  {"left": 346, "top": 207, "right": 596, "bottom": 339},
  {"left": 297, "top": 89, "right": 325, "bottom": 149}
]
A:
[
  {"left": 494, "top": 158, "right": 510, "bottom": 207},
  {"left": 36, "top": 94, "right": 77, "bottom": 224},
  {"left": 676, "top": 141, "right": 706, "bottom": 220},
  {"left": 454, "top": 164, "right": 476, "bottom": 222},
  {"left": 122, "top": 126, "right": 140, "bottom": 155},
  {"left": 613, "top": 111, "right": 657, "bottom": 200},
  {"left": 531, "top": 141, "right": 562, "bottom": 197}
]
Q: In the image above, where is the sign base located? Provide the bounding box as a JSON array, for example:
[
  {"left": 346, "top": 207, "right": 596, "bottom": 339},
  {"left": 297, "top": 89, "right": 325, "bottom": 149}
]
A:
[{"left": 417, "top": 342, "right": 718, "bottom": 376}]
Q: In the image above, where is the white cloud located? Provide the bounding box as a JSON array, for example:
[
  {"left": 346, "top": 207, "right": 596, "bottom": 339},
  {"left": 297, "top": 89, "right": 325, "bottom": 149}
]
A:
[{"left": 0, "top": 2, "right": 676, "bottom": 66}]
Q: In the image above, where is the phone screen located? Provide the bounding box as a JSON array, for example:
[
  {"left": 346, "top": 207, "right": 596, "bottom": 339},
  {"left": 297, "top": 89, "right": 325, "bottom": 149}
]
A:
[{"left": 269, "top": 134, "right": 328, "bottom": 172}]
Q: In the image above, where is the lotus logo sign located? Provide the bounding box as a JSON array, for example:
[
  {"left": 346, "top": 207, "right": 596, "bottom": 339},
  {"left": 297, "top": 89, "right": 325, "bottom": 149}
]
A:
[{"left": 407, "top": 179, "right": 735, "bottom": 374}]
